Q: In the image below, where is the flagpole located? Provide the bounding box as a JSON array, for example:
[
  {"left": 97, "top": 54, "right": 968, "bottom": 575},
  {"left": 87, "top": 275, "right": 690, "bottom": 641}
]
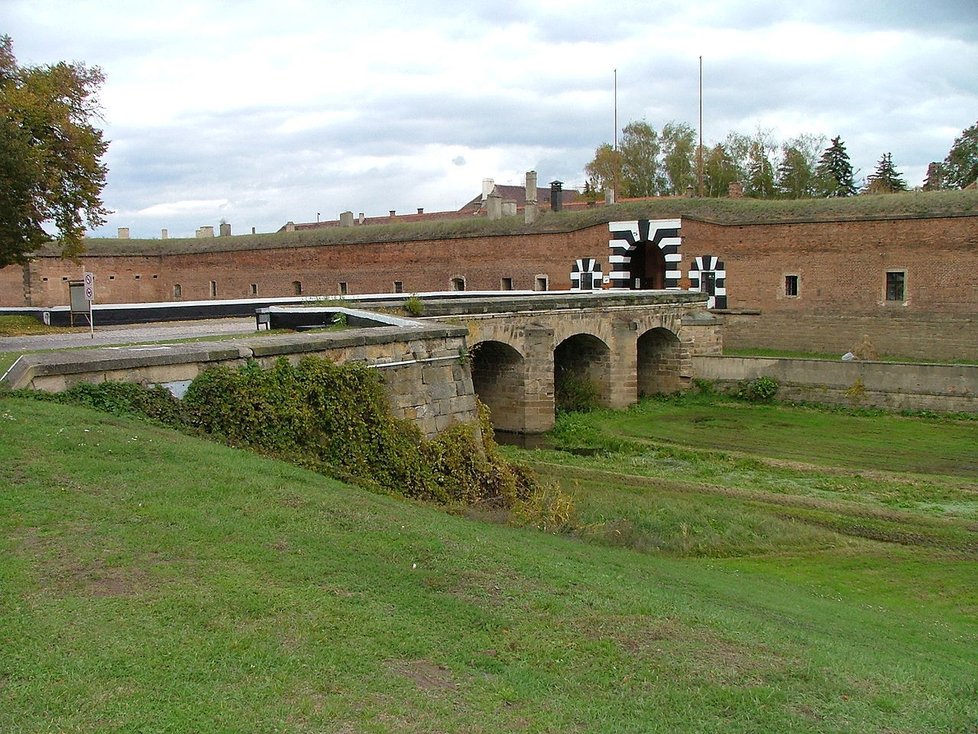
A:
[
  {"left": 613, "top": 68, "right": 618, "bottom": 152},
  {"left": 698, "top": 55, "right": 704, "bottom": 197}
]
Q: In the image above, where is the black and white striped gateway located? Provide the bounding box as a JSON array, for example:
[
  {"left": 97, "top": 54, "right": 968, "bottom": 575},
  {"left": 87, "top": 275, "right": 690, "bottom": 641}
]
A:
[
  {"left": 570, "top": 257, "right": 603, "bottom": 290},
  {"left": 688, "top": 255, "right": 727, "bottom": 309},
  {"left": 607, "top": 219, "right": 682, "bottom": 290}
]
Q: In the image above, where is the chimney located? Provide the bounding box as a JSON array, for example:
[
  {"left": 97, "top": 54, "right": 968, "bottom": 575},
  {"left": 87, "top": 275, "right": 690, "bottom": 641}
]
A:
[
  {"left": 487, "top": 192, "right": 503, "bottom": 220},
  {"left": 525, "top": 170, "right": 537, "bottom": 204},
  {"left": 358, "top": 212, "right": 365, "bottom": 224},
  {"left": 389, "top": 210, "right": 396, "bottom": 218},
  {"left": 161, "top": 228, "right": 168, "bottom": 239},
  {"left": 118, "top": 227, "right": 130, "bottom": 239},
  {"left": 550, "top": 180, "right": 563, "bottom": 212},
  {"left": 417, "top": 207, "right": 424, "bottom": 215},
  {"left": 728, "top": 181, "right": 744, "bottom": 198},
  {"left": 219, "top": 222, "right": 231, "bottom": 237},
  {"left": 340, "top": 211, "right": 354, "bottom": 227},
  {"left": 482, "top": 177, "right": 495, "bottom": 202}
]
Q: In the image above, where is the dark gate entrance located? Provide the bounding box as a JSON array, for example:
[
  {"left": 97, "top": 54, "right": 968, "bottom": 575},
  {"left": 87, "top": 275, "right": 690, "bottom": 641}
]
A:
[{"left": 628, "top": 241, "right": 667, "bottom": 289}]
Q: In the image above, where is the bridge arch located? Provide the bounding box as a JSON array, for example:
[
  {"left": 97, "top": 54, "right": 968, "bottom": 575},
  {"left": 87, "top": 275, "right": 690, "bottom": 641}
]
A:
[
  {"left": 554, "top": 333, "right": 612, "bottom": 412},
  {"left": 469, "top": 339, "right": 527, "bottom": 433},
  {"left": 637, "top": 326, "right": 683, "bottom": 396}
]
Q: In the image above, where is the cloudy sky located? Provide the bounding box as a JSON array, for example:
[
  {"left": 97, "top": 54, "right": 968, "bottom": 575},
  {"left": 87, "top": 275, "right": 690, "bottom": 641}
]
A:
[{"left": 5, "top": 0, "right": 977, "bottom": 238}]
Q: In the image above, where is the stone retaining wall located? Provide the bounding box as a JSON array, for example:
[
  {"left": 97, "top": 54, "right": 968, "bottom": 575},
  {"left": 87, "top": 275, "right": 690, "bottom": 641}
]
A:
[{"left": 693, "top": 355, "right": 978, "bottom": 413}]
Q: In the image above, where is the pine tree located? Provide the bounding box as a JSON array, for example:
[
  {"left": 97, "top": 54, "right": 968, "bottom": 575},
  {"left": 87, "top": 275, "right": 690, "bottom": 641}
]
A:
[
  {"left": 922, "top": 162, "right": 945, "bottom": 191},
  {"left": 814, "top": 136, "right": 857, "bottom": 197},
  {"left": 863, "top": 152, "right": 908, "bottom": 194}
]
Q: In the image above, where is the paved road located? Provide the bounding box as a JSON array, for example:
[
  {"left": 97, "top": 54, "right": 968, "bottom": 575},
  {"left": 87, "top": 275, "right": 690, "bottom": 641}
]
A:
[{"left": 0, "top": 317, "right": 258, "bottom": 353}]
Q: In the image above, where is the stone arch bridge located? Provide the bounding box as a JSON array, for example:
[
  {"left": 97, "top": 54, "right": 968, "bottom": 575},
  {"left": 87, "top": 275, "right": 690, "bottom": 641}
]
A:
[
  {"left": 3, "top": 292, "right": 721, "bottom": 437},
  {"left": 423, "top": 291, "right": 721, "bottom": 434}
]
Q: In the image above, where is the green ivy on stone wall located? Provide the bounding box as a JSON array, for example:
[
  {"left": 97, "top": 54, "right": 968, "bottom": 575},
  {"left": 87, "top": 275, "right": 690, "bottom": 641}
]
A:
[{"left": 28, "top": 356, "right": 568, "bottom": 519}]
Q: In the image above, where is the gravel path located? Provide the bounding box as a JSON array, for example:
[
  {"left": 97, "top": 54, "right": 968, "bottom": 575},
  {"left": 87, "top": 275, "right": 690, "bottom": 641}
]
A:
[{"left": 0, "top": 317, "right": 258, "bottom": 353}]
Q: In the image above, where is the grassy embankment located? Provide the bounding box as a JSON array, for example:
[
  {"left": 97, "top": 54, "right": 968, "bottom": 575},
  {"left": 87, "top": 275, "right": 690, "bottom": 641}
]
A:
[
  {"left": 1, "top": 392, "right": 977, "bottom": 732},
  {"left": 61, "top": 188, "right": 978, "bottom": 255}
]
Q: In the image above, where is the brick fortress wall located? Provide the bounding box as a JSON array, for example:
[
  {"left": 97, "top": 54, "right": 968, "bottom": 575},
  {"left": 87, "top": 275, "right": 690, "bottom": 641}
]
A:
[
  {"left": 679, "top": 216, "right": 978, "bottom": 360},
  {"left": 14, "top": 228, "right": 608, "bottom": 306},
  {"left": 6, "top": 213, "right": 977, "bottom": 360}
]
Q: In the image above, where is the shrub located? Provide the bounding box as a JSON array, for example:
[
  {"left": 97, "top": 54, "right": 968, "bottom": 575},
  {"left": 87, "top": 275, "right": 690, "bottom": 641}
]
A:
[
  {"left": 511, "top": 482, "right": 576, "bottom": 534},
  {"left": 737, "top": 376, "right": 779, "bottom": 403},
  {"left": 555, "top": 371, "right": 601, "bottom": 414},
  {"left": 403, "top": 295, "right": 425, "bottom": 317},
  {"left": 53, "top": 381, "right": 186, "bottom": 425},
  {"left": 39, "top": 357, "right": 556, "bottom": 516}
]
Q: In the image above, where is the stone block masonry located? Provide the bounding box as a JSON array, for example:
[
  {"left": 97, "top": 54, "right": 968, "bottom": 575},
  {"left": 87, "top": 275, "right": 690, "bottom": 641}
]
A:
[
  {"left": 3, "top": 317, "right": 478, "bottom": 439},
  {"left": 693, "top": 355, "right": 978, "bottom": 413}
]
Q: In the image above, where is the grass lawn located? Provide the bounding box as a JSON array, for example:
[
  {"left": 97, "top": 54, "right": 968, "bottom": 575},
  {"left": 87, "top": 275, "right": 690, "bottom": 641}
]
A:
[{"left": 2, "top": 395, "right": 977, "bottom": 732}]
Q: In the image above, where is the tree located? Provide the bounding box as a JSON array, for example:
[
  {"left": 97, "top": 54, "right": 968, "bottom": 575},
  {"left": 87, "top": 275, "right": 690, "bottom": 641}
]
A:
[
  {"left": 0, "top": 35, "right": 109, "bottom": 267},
  {"left": 863, "top": 152, "right": 908, "bottom": 194},
  {"left": 921, "top": 162, "right": 945, "bottom": 191},
  {"left": 618, "top": 121, "right": 665, "bottom": 197},
  {"left": 776, "top": 134, "right": 823, "bottom": 199},
  {"left": 584, "top": 143, "right": 621, "bottom": 194},
  {"left": 721, "top": 131, "right": 751, "bottom": 185},
  {"left": 702, "top": 143, "right": 740, "bottom": 197},
  {"left": 814, "top": 136, "right": 857, "bottom": 197},
  {"left": 942, "top": 121, "right": 978, "bottom": 189},
  {"left": 660, "top": 121, "right": 696, "bottom": 195},
  {"left": 744, "top": 140, "right": 776, "bottom": 198}
]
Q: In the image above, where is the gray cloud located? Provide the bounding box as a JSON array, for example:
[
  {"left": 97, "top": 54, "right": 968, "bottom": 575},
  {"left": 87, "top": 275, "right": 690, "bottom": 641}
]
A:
[{"left": 4, "top": 0, "right": 976, "bottom": 237}]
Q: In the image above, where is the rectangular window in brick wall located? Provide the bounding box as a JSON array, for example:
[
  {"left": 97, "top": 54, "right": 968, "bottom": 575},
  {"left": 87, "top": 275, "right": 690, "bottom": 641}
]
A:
[
  {"left": 886, "top": 270, "right": 906, "bottom": 302},
  {"left": 338, "top": 282, "right": 348, "bottom": 295},
  {"left": 393, "top": 281, "right": 403, "bottom": 293},
  {"left": 501, "top": 277, "right": 513, "bottom": 291},
  {"left": 784, "top": 274, "right": 799, "bottom": 297}
]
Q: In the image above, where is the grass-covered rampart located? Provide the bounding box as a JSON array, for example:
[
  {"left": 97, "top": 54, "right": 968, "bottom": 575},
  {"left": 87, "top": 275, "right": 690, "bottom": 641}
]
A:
[
  {"left": 41, "top": 189, "right": 978, "bottom": 256},
  {"left": 1, "top": 387, "right": 976, "bottom": 731}
]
